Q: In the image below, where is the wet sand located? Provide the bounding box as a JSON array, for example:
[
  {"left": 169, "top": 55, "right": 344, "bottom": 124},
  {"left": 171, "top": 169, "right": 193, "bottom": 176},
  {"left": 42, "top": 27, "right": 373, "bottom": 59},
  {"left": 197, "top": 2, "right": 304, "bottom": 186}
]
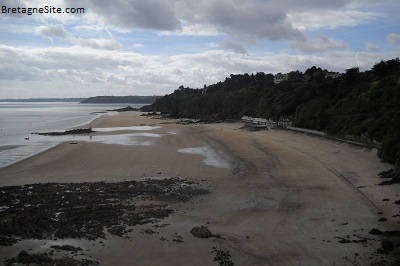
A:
[{"left": 0, "top": 111, "right": 399, "bottom": 265}]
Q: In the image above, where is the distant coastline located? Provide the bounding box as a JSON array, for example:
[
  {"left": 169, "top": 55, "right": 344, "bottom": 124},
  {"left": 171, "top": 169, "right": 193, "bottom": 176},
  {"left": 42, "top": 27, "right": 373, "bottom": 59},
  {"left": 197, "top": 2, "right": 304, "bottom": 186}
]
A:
[
  {"left": 80, "top": 95, "right": 161, "bottom": 104},
  {"left": 0, "top": 95, "right": 161, "bottom": 104},
  {"left": 0, "top": 98, "right": 85, "bottom": 102}
]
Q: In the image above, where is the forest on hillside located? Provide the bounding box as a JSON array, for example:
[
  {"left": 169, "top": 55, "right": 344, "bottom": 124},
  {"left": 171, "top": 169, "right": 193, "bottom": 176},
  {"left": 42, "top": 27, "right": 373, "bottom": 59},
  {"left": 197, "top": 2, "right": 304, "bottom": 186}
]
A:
[{"left": 142, "top": 59, "right": 400, "bottom": 165}]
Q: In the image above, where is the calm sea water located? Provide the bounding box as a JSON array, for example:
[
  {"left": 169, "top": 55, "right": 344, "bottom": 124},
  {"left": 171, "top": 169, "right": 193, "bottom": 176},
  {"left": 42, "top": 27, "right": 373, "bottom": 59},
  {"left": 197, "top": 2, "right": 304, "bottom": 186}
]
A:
[{"left": 0, "top": 102, "right": 145, "bottom": 168}]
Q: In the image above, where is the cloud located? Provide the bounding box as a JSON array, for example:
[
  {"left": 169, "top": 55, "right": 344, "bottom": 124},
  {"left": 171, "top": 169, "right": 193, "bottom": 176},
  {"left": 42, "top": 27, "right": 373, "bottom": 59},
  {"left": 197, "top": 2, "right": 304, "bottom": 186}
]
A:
[
  {"left": 190, "top": 0, "right": 304, "bottom": 41},
  {"left": 34, "top": 24, "right": 121, "bottom": 50},
  {"left": 5, "top": 0, "right": 391, "bottom": 55},
  {"left": 289, "top": 35, "right": 348, "bottom": 53},
  {"left": 1, "top": 42, "right": 399, "bottom": 98},
  {"left": 35, "top": 24, "right": 68, "bottom": 38},
  {"left": 220, "top": 39, "right": 247, "bottom": 55},
  {"left": 387, "top": 33, "right": 400, "bottom": 46},
  {"left": 288, "top": 10, "right": 378, "bottom": 30},
  {"left": 366, "top": 43, "right": 381, "bottom": 52},
  {"left": 0, "top": 0, "right": 398, "bottom": 98},
  {"left": 70, "top": 38, "right": 122, "bottom": 50},
  {"left": 64, "top": 0, "right": 181, "bottom": 31}
]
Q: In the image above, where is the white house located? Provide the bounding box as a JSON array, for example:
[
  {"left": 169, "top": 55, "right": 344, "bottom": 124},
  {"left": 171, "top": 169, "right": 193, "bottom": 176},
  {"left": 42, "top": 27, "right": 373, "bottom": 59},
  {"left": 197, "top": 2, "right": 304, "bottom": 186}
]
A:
[
  {"left": 325, "top": 72, "right": 340, "bottom": 79},
  {"left": 273, "top": 73, "right": 288, "bottom": 84}
]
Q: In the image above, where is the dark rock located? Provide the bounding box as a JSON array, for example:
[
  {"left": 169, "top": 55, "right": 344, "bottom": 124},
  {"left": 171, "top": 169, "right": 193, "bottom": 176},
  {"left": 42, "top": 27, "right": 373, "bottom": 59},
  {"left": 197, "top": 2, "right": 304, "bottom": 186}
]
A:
[
  {"left": 13, "top": 250, "right": 52, "bottom": 265},
  {"left": 378, "top": 218, "right": 387, "bottom": 222},
  {"left": 379, "top": 169, "right": 394, "bottom": 176},
  {"left": 0, "top": 236, "right": 19, "bottom": 246},
  {"left": 381, "top": 241, "right": 394, "bottom": 251},
  {"left": 50, "top": 245, "right": 83, "bottom": 252},
  {"left": 107, "top": 226, "right": 126, "bottom": 237},
  {"left": 369, "top": 228, "right": 383, "bottom": 235},
  {"left": 382, "top": 230, "right": 400, "bottom": 237},
  {"left": 34, "top": 128, "right": 95, "bottom": 136},
  {"left": 0, "top": 178, "right": 209, "bottom": 241},
  {"left": 5, "top": 250, "right": 99, "bottom": 266},
  {"left": 190, "top": 226, "right": 213, "bottom": 238},
  {"left": 378, "top": 167, "right": 400, "bottom": 185}
]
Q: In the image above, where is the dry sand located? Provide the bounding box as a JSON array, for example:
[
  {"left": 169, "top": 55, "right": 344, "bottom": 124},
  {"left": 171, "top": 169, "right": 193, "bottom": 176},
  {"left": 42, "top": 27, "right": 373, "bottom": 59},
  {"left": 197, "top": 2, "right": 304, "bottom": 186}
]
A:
[{"left": 0, "top": 111, "right": 399, "bottom": 265}]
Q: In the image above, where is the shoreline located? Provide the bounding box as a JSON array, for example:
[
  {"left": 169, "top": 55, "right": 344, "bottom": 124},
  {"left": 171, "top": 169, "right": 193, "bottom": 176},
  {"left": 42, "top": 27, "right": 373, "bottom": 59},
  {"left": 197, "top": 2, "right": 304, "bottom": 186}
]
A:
[{"left": 0, "top": 111, "right": 399, "bottom": 265}]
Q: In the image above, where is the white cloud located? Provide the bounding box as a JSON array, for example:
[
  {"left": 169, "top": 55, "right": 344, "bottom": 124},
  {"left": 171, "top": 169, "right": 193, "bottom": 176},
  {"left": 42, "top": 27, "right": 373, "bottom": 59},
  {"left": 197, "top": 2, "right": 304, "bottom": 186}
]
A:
[
  {"left": 387, "top": 33, "right": 400, "bottom": 46},
  {"left": 289, "top": 35, "right": 348, "bottom": 53},
  {"left": 366, "top": 43, "right": 381, "bottom": 52},
  {"left": 34, "top": 24, "right": 121, "bottom": 50},
  {"left": 70, "top": 38, "right": 122, "bottom": 50},
  {"left": 288, "top": 10, "right": 378, "bottom": 30},
  {"left": 35, "top": 24, "right": 68, "bottom": 38}
]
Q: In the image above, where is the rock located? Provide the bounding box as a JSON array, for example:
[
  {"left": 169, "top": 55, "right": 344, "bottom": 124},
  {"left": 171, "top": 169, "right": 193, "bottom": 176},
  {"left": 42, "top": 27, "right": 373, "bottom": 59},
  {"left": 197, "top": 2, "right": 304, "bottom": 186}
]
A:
[
  {"left": 16, "top": 250, "right": 53, "bottom": 264},
  {"left": 378, "top": 167, "right": 400, "bottom": 185},
  {"left": 34, "top": 128, "right": 95, "bottom": 136},
  {"left": 381, "top": 241, "right": 394, "bottom": 251},
  {"left": 50, "top": 245, "right": 83, "bottom": 252},
  {"left": 0, "top": 178, "right": 208, "bottom": 241},
  {"left": 0, "top": 236, "right": 19, "bottom": 246},
  {"left": 190, "top": 226, "right": 213, "bottom": 238},
  {"left": 369, "top": 228, "right": 383, "bottom": 235}
]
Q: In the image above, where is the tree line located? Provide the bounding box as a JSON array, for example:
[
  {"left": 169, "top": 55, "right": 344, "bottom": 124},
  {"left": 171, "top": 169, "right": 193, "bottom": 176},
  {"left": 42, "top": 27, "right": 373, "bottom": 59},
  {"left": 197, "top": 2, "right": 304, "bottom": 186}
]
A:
[{"left": 142, "top": 59, "right": 400, "bottom": 165}]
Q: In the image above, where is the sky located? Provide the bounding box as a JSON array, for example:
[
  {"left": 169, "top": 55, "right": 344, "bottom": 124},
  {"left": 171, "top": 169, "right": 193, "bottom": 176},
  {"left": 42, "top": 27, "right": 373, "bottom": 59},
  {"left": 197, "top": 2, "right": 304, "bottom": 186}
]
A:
[{"left": 0, "top": 0, "right": 399, "bottom": 98}]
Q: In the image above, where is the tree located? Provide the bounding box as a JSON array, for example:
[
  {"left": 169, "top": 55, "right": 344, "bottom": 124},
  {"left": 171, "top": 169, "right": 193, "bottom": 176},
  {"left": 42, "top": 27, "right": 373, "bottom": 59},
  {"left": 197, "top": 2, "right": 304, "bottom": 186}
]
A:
[
  {"left": 345, "top": 67, "right": 359, "bottom": 85},
  {"left": 372, "top": 60, "right": 388, "bottom": 76}
]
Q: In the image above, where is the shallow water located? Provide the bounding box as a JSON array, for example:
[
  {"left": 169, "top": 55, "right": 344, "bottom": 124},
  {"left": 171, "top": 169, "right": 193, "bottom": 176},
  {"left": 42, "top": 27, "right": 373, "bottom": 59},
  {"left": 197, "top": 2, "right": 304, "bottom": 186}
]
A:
[
  {"left": 177, "top": 146, "right": 230, "bottom": 169},
  {"left": 0, "top": 102, "right": 146, "bottom": 168}
]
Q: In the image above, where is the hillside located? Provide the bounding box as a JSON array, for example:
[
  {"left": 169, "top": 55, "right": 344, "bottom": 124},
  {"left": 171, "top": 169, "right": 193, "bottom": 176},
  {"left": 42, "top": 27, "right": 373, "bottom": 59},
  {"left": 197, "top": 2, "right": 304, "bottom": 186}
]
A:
[
  {"left": 142, "top": 59, "right": 400, "bottom": 165},
  {"left": 81, "top": 95, "right": 161, "bottom": 104}
]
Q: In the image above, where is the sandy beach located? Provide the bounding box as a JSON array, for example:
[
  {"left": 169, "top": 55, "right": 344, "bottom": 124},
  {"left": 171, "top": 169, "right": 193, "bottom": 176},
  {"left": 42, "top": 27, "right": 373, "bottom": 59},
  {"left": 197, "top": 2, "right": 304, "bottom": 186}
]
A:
[{"left": 0, "top": 111, "right": 399, "bottom": 265}]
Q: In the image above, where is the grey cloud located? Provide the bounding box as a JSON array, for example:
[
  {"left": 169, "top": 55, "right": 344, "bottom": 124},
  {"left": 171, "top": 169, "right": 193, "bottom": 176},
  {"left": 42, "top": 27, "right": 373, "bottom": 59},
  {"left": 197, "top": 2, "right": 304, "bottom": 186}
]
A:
[
  {"left": 36, "top": 25, "right": 68, "bottom": 38},
  {"left": 193, "top": 0, "right": 304, "bottom": 40},
  {"left": 220, "top": 39, "right": 247, "bottom": 55},
  {"left": 277, "top": 0, "right": 349, "bottom": 10},
  {"left": 64, "top": 0, "right": 181, "bottom": 31}
]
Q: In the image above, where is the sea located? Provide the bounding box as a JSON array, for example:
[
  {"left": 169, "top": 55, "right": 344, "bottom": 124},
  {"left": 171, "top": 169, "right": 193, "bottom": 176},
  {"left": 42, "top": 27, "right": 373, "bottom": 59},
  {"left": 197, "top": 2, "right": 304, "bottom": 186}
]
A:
[{"left": 0, "top": 102, "right": 146, "bottom": 168}]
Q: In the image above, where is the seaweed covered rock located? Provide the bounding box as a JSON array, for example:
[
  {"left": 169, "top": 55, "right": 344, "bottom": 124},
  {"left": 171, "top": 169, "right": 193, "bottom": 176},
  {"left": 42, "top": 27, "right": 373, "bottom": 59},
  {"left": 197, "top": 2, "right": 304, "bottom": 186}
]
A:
[
  {"left": 190, "top": 226, "right": 213, "bottom": 238},
  {"left": 378, "top": 167, "right": 400, "bottom": 185}
]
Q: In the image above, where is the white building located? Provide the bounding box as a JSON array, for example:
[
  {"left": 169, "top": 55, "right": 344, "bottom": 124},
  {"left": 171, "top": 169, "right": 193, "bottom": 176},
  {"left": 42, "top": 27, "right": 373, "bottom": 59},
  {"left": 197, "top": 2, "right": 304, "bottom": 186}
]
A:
[{"left": 273, "top": 73, "right": 288, "bottom": 84}]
